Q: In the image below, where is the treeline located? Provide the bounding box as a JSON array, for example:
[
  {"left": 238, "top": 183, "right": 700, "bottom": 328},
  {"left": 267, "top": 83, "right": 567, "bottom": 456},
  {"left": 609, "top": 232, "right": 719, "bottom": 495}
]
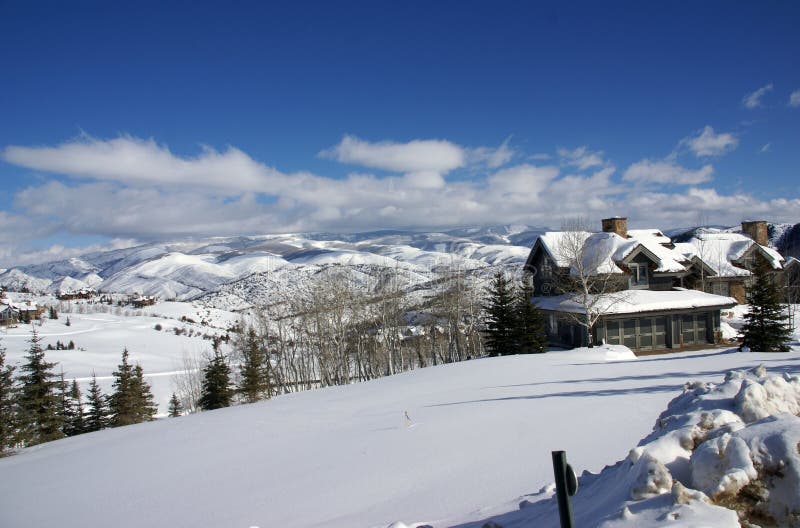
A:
[
  {"left": 173, "top": 266, "right": 486, "bottom": 411},
  {"left": 178, "top": 267, "right": 548, "bottom": 413},
  {"left": 0, "top": 330, "right": 157, "bottom": 457}
]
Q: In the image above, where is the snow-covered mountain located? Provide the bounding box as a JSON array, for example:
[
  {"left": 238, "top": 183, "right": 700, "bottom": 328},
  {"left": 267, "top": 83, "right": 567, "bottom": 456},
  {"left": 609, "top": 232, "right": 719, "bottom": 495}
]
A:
[{"left": 0, "top": 226, "right": 544, "bottom": 305}]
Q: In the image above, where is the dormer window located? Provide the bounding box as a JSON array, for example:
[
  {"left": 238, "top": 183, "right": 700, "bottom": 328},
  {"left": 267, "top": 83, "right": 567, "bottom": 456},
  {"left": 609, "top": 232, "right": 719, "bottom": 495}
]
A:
[{"left": 630, "top": 263, "right": 649, "bottom": 288}]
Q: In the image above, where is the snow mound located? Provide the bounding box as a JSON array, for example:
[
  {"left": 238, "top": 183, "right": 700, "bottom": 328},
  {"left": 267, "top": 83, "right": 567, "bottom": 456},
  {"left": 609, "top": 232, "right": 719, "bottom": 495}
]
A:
[
  {"left": 555, "top": 344, "right": 637, "bottom": 362},
  {"left": 485, "top": 365, "right": 800, "bottom": 527}
]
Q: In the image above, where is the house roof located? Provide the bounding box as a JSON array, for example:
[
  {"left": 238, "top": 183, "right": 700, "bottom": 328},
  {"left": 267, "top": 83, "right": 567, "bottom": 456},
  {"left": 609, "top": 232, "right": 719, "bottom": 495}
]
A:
[
  {"left": 533, "top": 288, "right": 737, "bottom": 316},
  {"left": 536, "top": 228, "right": 692, "bottom": 276},
  {"left": 676, "top": 232, "right": 784, "bottom": 277}
]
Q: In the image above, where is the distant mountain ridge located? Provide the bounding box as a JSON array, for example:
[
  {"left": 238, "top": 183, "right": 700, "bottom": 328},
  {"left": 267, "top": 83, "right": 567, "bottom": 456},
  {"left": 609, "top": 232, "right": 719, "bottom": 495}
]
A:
[
  {"left": 0, "top": 226, "right": 547, "bottom": 304},
  {"left": 3, "top": 222, "right": 796, "bottom": 307}
]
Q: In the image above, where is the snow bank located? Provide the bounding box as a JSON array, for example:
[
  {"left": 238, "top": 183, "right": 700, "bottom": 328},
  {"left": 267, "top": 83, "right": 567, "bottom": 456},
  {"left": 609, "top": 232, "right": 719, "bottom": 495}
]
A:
[
  {"left": 552, "top": 344, "right": 638, "bottom": 362},
  {"left": 477, "top": 365, "right": 800, "bottom": 527}
]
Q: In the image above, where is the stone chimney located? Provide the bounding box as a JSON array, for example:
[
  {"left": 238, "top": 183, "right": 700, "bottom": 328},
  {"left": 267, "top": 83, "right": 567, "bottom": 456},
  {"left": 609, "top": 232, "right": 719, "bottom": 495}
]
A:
[
  {"left": 741, "top": 220, "right": 768, "bottom": 246},
  {"left": 601, "top": 217, "right": 628, "bottom": 238}
]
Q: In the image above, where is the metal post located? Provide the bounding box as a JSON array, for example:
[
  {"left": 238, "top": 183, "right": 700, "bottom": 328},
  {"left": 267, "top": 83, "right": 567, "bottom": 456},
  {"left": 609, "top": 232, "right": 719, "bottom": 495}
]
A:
[{"left": 551, "top": 450, "right": 575, "bottom": 528}]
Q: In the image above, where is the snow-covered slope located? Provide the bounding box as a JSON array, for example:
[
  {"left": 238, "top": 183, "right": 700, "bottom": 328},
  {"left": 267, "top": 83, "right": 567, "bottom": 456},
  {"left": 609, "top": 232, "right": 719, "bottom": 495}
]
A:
[
  {"left": 0, "top": 226, "right": 543, "bottom": 303},
  {"left": 2, "top": 345, "right": 798, "bottom": 528}
]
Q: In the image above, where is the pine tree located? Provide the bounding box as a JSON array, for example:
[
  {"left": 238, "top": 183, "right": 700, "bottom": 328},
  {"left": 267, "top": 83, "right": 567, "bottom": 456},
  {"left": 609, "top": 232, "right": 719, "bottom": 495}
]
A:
[
  {"left": 0, "top": 345, "right": 17, "bottom": 455},
  {"left": 109, "top": 348, "right": 138, "bottom": 426},
  {"left": 199, "top": 349, "right": 234, "bottom": 411},
  {"left": 131, "top": 364, "right": 157, "bottom": 421},
  {"left": 237, "top": 328, "right": 270, "bottom": 403},
  {"left": 741, "top": 265, "right": 792, "bottom": 352},
  {"left": 63, "top": 379, "right": 85, "bottom": 436},
  {"left": 16, "top": 328, "right": 64, "bottom": 445},
  {"left": 168, "top": 393, "right": 183, "bottom": 417},
  {"left": 483, "top": 271, "right": 517, "bottom": 356},
  {"left": 514, "top": 281, "right": 548, "bottom": 354},
  {"left": 85, "top": 373, "right": 109, "bottom": 432}
]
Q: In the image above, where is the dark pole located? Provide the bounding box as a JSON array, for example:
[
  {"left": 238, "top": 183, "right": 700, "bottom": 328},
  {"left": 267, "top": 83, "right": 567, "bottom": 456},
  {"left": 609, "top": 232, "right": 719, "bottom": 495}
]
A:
[{"left": 551, "top": 450, "right": 575, "bottom": 528}]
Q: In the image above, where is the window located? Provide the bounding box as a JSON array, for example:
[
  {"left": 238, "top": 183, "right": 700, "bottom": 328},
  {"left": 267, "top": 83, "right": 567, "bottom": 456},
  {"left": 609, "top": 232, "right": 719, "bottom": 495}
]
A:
[
  {"left": 630, "top": 263, "right": 648, "bottom": 288},
  {"left": 711, "top": 281, "right": 729, "bottom": 296},
  {"left": 541, "top": 258, "right": 552, "bottom": 279}
]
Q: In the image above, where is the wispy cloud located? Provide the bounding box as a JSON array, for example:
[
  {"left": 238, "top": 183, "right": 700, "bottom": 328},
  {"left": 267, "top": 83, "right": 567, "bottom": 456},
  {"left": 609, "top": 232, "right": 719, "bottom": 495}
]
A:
[
  {"left": 790, "top": 89, "right": 800, "bottom": 108},
  {"left": 678, "top": 126, "right": 738, "bottom": 157},
  {"left": 760, "top": 143, "right": 771, "bottom": 153},
  {"left": 557, "top": 146, "right": 606, "bottom": 170},
  {"left": 467, "top": 136, "right": 515, "bottom": 169},
  {"left": 622, "top": 159, "right": 714, "bottom": 185},
  {"left": 742, "top": 83, "right": 773, "bottom": 109}
]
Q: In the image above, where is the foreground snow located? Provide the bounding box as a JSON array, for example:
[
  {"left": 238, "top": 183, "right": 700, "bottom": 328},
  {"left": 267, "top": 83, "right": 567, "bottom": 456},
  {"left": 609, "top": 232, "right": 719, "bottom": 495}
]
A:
[
  {"left": 1, "top": 344, "right": 799, "bottom": 527},
  {"left": 468, "top": 364, "right": 800, "bottom": 527}
]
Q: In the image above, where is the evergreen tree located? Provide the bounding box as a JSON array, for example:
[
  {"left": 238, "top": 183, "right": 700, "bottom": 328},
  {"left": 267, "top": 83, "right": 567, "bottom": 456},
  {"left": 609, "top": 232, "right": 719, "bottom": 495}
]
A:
[
  {"left": 16, "top": 328, "right": 64, "bottom": 445},
  {"left": 85, "top": 373, "right": 109, "bottom": 432},
  {"left": 483, "top": 271, "right": 517, "bottom": 356},
  {"left": 199, "top": 349, "right": 234, "bottom": 410},
  {"left": 168, "top": 393, "right": 183, "bottom": 417},
  {"left": 109, "top": 348, "right": 138, "bottom": 426},
  {"left": 741, "top": 265, "right": 792, "bottom": 352},
  {"left": 131, "top": 364, "right": 157, "bottom": 421},
  {"left": 63, "top": 379, "right": 85, "bottom": 436},
  {"left": 0, "top": 345, "right": 17, "bottom": 455},
  {"left": 237, "top": 328, "right": 270, "bottom": 403},
  {"left": 514, "top": 281, "right": 548, "bottom": 354}
]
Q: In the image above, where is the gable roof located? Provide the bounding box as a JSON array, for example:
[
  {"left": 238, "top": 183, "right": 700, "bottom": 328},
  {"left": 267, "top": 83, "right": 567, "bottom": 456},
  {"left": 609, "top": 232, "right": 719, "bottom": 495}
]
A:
[
  {"left": 676, "top": 232, "right": 784, "bottom": 277},
  {"left": 534, "top": 228, "right": 693, "bottom": 276}
]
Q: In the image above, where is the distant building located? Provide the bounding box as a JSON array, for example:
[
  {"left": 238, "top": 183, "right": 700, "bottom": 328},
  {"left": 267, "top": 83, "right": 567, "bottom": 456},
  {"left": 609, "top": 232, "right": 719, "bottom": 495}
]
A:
[
  {"left": 57, "top": 288, "right": 97, "bottom": 301},
  {"left": 0, "top": 299, "right": 44, "bottom": 325},
  {"left": 130, "top": 295, "right": 156, "bottom": 308}
]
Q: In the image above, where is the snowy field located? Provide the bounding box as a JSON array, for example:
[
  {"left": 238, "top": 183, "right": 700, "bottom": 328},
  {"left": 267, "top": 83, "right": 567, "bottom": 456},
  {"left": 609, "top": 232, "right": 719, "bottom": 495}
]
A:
[
  {"left": 1, "top": 299, "right": 239, "bottom": 413},
  {"left": 1, "top": 340, "right": 799, "bottom": 527}
]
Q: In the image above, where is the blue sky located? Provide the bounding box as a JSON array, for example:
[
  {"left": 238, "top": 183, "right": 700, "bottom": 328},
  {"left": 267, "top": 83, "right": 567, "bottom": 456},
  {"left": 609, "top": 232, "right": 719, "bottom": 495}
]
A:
[{"left": 1, "top": 1, "right": 799, "bottom": 265}]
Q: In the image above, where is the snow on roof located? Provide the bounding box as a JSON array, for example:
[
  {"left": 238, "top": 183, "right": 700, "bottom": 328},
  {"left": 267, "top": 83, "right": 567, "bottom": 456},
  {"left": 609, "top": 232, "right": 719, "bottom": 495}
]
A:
[
  {"left": 537, "top": 229, "right": 690, "bottom": 275},
  {"left": 533, "top": 288, "right": 737, "bottom": 315},
  {"left": 679, "top": 233, "right": 784, "bottom": 277}
]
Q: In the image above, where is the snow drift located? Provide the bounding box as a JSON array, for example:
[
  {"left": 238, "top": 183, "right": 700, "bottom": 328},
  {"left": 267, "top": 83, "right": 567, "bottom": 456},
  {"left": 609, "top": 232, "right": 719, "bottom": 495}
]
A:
[{"left": 473, "top": 365, "right": 800, "bottom": 527}]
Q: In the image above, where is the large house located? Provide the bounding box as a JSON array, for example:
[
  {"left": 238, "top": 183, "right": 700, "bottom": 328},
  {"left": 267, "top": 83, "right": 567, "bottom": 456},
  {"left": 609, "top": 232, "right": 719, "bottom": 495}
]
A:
[
  {"left": 523, "top": 217, "right": 787, "bottom": 353},
  {"left": 0, "top": 298, "right": 43, "bottom": 325}
]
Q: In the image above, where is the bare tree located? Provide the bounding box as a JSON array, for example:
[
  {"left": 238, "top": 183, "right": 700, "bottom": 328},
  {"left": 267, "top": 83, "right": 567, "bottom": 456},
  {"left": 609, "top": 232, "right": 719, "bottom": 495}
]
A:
[
  {"left": 171, "top": 347, "right": 207, "bottom": 414},
  {"left": 554, "top": 217, "right": 626, "bottom": 347}
]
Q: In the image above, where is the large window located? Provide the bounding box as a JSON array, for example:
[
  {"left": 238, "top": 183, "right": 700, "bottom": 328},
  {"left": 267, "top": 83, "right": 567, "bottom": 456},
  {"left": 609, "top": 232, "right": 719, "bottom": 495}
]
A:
[{"left": 630, "top": 263, "right": 649, "bottom": 288}]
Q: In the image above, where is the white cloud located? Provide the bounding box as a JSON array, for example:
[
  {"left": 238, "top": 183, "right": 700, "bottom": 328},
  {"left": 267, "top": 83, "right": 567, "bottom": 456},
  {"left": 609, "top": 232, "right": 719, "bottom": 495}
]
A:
[
  {"left": 3, "top": 133, "right": 800, "bottom": 266},
  {"left": 742, "top": 83, "right": 773, "bottom": 109},
  {"left": 790, "top": 89, "right": 800, "bottom": 108},
  {"left": 2, "top": 135, "right": 287, "bottom": 195},
  {"left": 680, "top": 126, "right": 738, "bottom": 157},
  {"left": 557, "top": 146, "right": 606, "bottom": 170},
  {"left": 760, "top": 143, "right": 771, "bottom": 153},
  {"left": 622, "top": 160, "right": 714, "bottom": 185},
  {"left": 319, "top": 135, "right": 465, "bottom": 174}
]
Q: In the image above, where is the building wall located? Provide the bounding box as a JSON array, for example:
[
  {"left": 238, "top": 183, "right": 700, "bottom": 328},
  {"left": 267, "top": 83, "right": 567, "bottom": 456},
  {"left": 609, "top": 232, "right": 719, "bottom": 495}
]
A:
[{"left": 547, "top": 308, "right": 724, "bottom": 353}]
